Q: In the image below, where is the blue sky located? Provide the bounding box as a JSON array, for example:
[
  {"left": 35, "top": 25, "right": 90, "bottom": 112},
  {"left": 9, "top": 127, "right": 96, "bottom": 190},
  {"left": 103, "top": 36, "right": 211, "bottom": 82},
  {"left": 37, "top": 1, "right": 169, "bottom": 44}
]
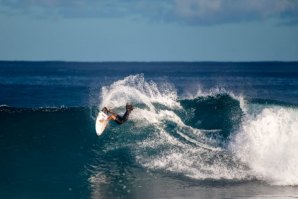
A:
[{"left": 0, "top": 0, "right": 298, "bottom": 61}]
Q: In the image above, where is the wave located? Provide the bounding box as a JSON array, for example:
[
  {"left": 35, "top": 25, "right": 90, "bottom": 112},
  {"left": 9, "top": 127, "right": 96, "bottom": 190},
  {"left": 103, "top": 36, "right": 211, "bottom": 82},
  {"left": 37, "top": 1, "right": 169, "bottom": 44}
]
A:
[
  {"left": 97, "top": 74, "right": 298, "bottom": 185},
  {"left": 2, "top": 74, "right": 298, "bottom": 186}
]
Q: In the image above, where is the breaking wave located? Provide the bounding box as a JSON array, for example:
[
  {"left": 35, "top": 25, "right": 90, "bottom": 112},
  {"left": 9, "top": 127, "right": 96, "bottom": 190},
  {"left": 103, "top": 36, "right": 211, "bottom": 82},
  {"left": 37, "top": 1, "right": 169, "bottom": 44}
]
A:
[
  {"left": 2, "top": 74, "right": 297, "bottom": 186},
  {"left": 97, "top": 74, "right": 298, "bottom": 185}
]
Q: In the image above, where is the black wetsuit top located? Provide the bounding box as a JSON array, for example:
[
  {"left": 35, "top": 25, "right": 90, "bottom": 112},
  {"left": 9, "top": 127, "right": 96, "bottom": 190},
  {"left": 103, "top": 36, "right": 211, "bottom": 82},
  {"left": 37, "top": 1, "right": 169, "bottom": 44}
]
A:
[{"left": 114, "top": 110, "right": 131, "bottom": 124}]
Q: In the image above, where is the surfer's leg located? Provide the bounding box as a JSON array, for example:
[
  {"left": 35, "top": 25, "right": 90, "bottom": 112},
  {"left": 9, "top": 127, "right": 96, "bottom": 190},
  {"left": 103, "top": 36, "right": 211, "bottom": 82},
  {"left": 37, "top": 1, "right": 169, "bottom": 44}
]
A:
[
  {"left": 114, "top": 115, "right": 125, "bottom": 124},
  {"left": 114, "top": 112, "right": 130, "bottom": 124},
  {"left": 122, "top": 104, "right": 133, "bottom": 122},
  {"left": 114, "top": 104, "right": 133, "bottom": 125}
]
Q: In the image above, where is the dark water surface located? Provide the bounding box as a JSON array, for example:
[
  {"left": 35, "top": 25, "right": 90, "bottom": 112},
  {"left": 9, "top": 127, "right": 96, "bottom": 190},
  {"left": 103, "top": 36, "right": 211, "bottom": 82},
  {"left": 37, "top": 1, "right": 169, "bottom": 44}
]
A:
[{"left": 1, "top": 61, "right": 298, "bottom": 198}]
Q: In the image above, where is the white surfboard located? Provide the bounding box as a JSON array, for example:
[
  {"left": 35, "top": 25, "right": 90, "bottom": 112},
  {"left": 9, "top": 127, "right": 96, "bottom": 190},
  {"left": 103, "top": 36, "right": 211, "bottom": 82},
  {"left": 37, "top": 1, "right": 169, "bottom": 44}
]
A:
[{"left": 95, "top": 111, "right": 109, "bottom": 136}]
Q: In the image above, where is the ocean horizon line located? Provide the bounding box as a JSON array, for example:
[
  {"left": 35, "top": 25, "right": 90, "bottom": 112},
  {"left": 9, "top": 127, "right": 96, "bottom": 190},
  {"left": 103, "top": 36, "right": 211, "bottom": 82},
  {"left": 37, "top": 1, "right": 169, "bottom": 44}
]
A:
[{"left": 0, "top": 60, "right": 298, "bottom": 63}]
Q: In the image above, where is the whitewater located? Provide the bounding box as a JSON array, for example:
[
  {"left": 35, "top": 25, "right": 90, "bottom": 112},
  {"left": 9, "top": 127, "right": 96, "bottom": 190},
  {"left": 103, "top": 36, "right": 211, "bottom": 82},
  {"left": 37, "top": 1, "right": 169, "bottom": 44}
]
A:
[{"left": 95, "top": 74, "right": 298, "bottom": 186}]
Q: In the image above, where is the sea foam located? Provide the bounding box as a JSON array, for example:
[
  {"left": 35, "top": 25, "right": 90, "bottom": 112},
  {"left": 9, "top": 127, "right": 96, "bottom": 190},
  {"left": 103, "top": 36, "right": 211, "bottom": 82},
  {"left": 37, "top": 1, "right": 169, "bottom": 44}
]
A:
[
  {"left": 230, "top": 105, "right": 298, "bottom": 185},
  {"left": 100, "top": 75, "right": 249, "bottom": 180},
  {"left": 99, "top": 74, "right": 298, "bottom": 185}
]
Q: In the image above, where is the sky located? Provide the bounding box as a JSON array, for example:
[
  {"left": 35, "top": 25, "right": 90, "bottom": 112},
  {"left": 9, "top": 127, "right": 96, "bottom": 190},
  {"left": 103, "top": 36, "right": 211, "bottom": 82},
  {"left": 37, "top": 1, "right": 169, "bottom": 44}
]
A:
[{"left": 0, "top": 0, "right": 298, "bottom": 61}]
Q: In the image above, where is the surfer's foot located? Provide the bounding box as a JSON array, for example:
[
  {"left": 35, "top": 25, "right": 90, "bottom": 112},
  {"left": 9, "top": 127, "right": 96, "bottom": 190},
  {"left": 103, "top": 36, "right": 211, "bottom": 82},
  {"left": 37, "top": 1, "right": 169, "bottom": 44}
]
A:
[{"left": 126, "top": 104, "right": 133, "bottom": 112}]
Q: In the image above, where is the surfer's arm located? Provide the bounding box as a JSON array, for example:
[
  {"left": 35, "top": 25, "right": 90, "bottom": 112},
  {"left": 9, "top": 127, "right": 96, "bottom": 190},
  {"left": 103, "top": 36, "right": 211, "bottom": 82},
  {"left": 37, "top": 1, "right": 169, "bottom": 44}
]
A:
[
  {"left": 102, "top": 107, "right": 117, "bottom": 121},
  {"left": 108, "top": 114, "right": 117, "bottom": 121},
  {"left": 106, "top": 111, "right": 125, "bottom": 124}
]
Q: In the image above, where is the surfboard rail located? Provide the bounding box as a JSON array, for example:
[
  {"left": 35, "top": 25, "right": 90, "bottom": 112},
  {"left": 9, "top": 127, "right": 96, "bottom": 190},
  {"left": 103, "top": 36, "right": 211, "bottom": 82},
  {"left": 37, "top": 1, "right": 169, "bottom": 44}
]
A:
[{"left": 95, "top": 111, "right": 109, "bottom": 136}]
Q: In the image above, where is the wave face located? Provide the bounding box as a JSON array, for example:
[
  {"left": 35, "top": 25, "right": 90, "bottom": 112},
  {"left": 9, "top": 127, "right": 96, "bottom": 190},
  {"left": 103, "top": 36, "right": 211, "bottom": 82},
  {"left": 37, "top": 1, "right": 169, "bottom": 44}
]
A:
[
  {"left": 0, "top": 106, "right": 98, "bottom": 188},
  {"left": 97, "top": 74, "right": 298, "bottom": 185},
  {"left": 1, "top": 74, "right": 298, "bottom": 188},
  {"left": 98, "top": 75, "right": 249, "bottom": 180}
]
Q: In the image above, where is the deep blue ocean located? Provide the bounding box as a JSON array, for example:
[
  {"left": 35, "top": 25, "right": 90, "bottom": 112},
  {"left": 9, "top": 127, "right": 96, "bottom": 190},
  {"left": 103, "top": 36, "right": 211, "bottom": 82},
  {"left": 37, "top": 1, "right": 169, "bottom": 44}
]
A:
[{"left": 1, "top": 61, "right": 298, "bottom": 199}]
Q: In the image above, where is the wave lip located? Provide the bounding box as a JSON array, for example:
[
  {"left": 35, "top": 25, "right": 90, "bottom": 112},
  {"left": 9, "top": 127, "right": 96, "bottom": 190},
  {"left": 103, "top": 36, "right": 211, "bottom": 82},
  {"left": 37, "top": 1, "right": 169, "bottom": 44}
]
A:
[
  {"left": 100, "top": 74, "right": 180, "bottom": 111},
  {"left": 230, "top": 106, "right": 298, "bottom": 186}
]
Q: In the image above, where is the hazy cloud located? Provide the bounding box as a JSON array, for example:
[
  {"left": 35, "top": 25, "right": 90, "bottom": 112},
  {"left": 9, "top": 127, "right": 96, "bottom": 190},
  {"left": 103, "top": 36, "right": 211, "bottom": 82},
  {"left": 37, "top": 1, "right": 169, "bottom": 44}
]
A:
[
  {"left": 173, "top": 0, "right": 298, "bottom": 25},
  {"left": 0, "top": 0, "right": 298, "bottom": 25}
]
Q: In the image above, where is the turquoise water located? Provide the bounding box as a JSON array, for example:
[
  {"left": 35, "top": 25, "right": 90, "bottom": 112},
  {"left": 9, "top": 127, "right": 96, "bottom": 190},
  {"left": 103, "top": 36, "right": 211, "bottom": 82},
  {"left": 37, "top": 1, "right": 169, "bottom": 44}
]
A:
[{"left": 1, "top": 61, "right": 298, "bottom": 198}]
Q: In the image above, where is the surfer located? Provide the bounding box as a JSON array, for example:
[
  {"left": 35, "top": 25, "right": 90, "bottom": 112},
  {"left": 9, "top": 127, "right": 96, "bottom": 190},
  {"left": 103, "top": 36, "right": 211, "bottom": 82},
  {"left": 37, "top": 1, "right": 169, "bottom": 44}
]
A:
[{"left": 102, "top": 104, "right": 133, "bottom": 125}]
